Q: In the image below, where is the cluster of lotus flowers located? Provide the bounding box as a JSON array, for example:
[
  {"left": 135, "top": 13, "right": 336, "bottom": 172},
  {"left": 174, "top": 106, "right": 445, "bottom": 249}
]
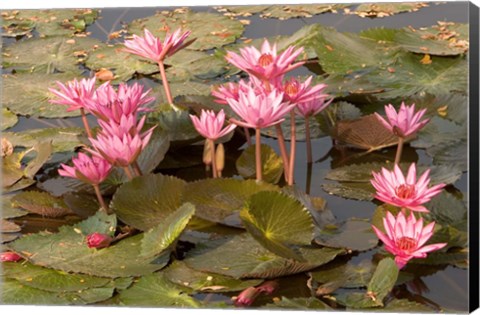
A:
[{"left": 0, "top": 28, "right": 448, "bottom": 277}]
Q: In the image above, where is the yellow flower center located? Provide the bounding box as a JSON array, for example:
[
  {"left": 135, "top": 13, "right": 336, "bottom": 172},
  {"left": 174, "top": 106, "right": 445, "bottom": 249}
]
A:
[
  {"left": 284, "top": 81, "right": 299, "bottom": 96},
  {"left": 258, "top": 53, "right": 274, "bottom": 67},
  {"left": 395, "top": 184, "right": 416, "bottom": 199},
  {"left": 397, "top": 236, "right": 417, "bottom": 251}
]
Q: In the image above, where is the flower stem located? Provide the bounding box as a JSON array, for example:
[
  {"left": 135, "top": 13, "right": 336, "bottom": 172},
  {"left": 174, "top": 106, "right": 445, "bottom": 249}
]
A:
[
  {"left": 93, "top": 184, "right": 109, "bottom": 213},
  {"left": 394, "top": 137, "right": 404, "bottom": 165},
  {"left": 275, "top": 124, "right": 289, "bottom": 182},
  {"left": 158, "top": 61, "right": 173, "bottom": 105},
  {"left": 209, "top": 139, "right": 217, "bottom": 178},
  {"left": 305, "top": 116, "right": 313, "bottom": 164},
  {"left": 306, "top": 162, "right": 313, "bottom": 195},
  {"left": 255, "top": 128, "right": 262, "bottom": 181},
  {"left": 288, "top": 110, "right": 296, "bottom": 186},
  {"left": 80, "top": 108, "right": 93, "bottom": 139},
  {"left": 123, "top": 166, "right": 134, "bottom": 180},
  {"left": 132, "top": 161, "right": 143, "bottom": 176}
]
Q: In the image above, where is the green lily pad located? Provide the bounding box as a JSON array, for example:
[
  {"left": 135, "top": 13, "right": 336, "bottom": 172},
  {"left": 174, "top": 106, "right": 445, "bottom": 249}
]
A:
[
  {"left": 110, "top": 173, "right": 187, "bottom": 231},
  {"left": 350, "top": 3, "right": 428, "bottom": 18},
  {"left": 1, "top": 195, "right": 29, "bottom": 219},
  {"left": 1, "top": 108, "right": 18, "bottom": 130},
  {"left": 161, "top": 49, "right": 228, "bottom": 82},
  {"left": 310, "top": 259, "right": 376, "bottom": 289},
  {"left": 1, "top": 233, "right": 20, "bottom": 244},
  {"left": 127, "top": 9, "right": 244, "bottom": 51},
  {"left": 261, "top": 113, "right": 325, "bottom": 141},
  {"left": 23, "top": 141, "right": 53, "bottom": 179},
  {"left": 370, "top": 53, "right": 468, "bottom": 99},
  {"left": 164, "top": 260, "right": 262, "bottom": 293},
  {"left": 410, "top": 249, "right": 468, "bottom": 268},
  {"left": 430, "top": 140, "right": 467, "bottom": 171},
  {"left": 63, "top": 192, "right": 100, "bottom": 218},
  {"left": 1, "top": 220, "right": 21, "bottom": 233},
  {"left": 315, "top": 219, "right": 378, "bottom": 252},
  {"left": 9, "top": 212, "right": 170, "bottom": 278},
  {"left": 1, "top": 9, "right": 99, "bottom": 38},
  {"left": 38, "top": 176, "right": 94, "bottom": 197},
  {"left": 1, "top": 261, "right": 111, "bottom": 292},
  {"left": 408, "top": 93, "right": 467, "bottom": 125},
  {"left": 2, "top": 73, "right": 86, "bottom": 118},
  {"left": 321, "top": 72, "right": 386, "bottom": 98},
  {"left": 359, "top": 27, "right": 401, "bottom": 43},
  {"left": 312, "top": 26, "right": 397, "bottom": 75},
  {"left": 11, "top": 191, "right": 73, "bottom": 218},
  {"left": 380, "top": 298, "right": 436, "bottom": 312},
  {"left": 2, "top": 36, "right": 99, "bottom": 74},
  {"left": 0, "top": 278, "right": 115, "bottom": 305},
  {"left": 153, "top": 109, "right": 199, "bottom": 142},
  {"left": 336, "top": 258, "right": 399, "bottom": 308},
  {"left": 236, "top": 144, "right": 284, "bottom": 184},
  {"left": 184, "top": 234, "right": 344, "bottom": 279},
  {"left": 154, "top": 82, "right": 213, "bottom": 104},
  {"left": 216, "top": 5, "right": 271, "bottom": 16},
  {"left": 85, "top": 43, "right": 158, "bottom": 83},
  {"left": 322, "top": 182, "right": 375, "bottom": 201},
  {"left": 3, "top": 127, "right": 84, "bottom": 152},
  {"left": 411, "top": 116, "right": 466, "bottom": 149},
  {"left": 118, "top": 272, "right": 201, "bottom": 307},
  {"left": 424, "top": 191, "right": 467, "bottom": 226},
  {"left": 259, "top": 4, "right": 348, "bottom": 19},
  {"left": 264, "top": 297, "right": 332, "bottom": 309},
  {"left": 240, "top": 191, "right": 314, "bottom": 261},
  {"left": 2, "top": 152, "right": 27, "bottom": 188},
  {"left": 3, "top": 178, "right": 36, "bottom": 194},
  {"left": 140, "top": 203, "right": 195, "bottom": 258},
  {"left": 182, "top": 178, "right": 279, "bottom": 227},
  {"left": 395, "top": 23, "right": 469, "bottom": 56}
]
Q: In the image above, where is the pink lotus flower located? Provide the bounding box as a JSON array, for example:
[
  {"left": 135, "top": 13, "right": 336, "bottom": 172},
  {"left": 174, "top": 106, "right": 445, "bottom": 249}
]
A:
[
  {"left": 375, "top": 102, "right": 430, "bottom": 138},
  {"left": 98, "top": 114, "right": 147, "bottom": 138},
  {"left": 371, "top": 163, "right": 446, "bottom": 213},
  {"left": 58, "top": 152, "right": 112, "bottom": 185},
  {"left": 211, "top": 80, "right": 255, "bottom": 104},
  {"left": 280, "top": 76, "right": 328, "bottom": 105},
  {"left": 86, "top": 232, "right": 113, "bottom": 249},
  {"left": 190, "top": 109, "right": 236, "bottom": 141},
  {"left": 234, "top": 287, "right": 261, "bottom": 307},
  {"left": 226, "top": 39, "right": 304, "bottom": 81},
  {"left": 89, "top": 126, "right": 155, "bottom": 167},
  {"left": 49, "top": 77, "right": 96, "bottom": 111},
  {"left": 372, "top": 211, "right": 447, "bottom": 269},
  {"left": 124, "top": 28, "right": 192, "bottom": 62},
  {"left": 0, "top": 251, "right": 22, "bottom": 262},
  {"left": 86, "top": 82, "right": 154, "bottom": 122},
  {"left": 226, "top": 87, "right": 295, "bottom": 129},
  {"left": 296, "top": 96, "right": 333, "bottom": 118}
]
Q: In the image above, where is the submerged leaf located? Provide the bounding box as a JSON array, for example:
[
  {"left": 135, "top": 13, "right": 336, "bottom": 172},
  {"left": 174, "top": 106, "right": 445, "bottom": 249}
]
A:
[{"left": 236, "top": 144, "right": 284, "bottom": 184}]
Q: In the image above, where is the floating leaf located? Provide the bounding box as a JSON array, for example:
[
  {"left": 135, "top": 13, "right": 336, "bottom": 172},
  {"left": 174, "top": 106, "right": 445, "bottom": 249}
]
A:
[
  {"left": 411, "top": 116, "right": 466, "bottom": 149},
  {"left": 110, "top": 173, "right": 187, "bottom": 231},
  {"left": 236, "top": 144, "right": 283, "bottom": 184},
  {"left": 3, "top": 127, "right": 84, "bottom": 152},
  {"left": 380, "top": 298, "right": 436, "bottom": 312},
  {"left": 127, "top": 10, "right": 244, "bottom": 51},
  {"left": 182, "top": 178, "right": 279, "bottom": 227},
  {"left": 370, "top": 53, "right": 467, "bottom": 99},
  {"left": 322, "top": 182, "right": 375, "bottom": 201},
  {"left": 154, "top": 82, "right": 212, "bottom": 104},
  {"left": 161, "top": 49, "right": 228, "bottom": 82},
  {"left": 118, "top": 272, "right": 201, "bottom": 307},
  {"left": 11, "top": 191, "right": 73, "bottom": 218},
  {"left": 164, "top": 260, "right": 262, "bottom": 293},
  {"left": 140, "top": 203, "right": 195, "bottom": 258},
  {"left": 312, "top": 26, "right": 397, "bottom": 75},
  {"left": 1, "top": 261, "right": 111, "bottom": 292},
  {"left": 1, "top": 279, "right": 75, "bottom": 305},
  {"left": 184, "top": 234, "right": 344, "bottom": 279},
  {"left": 332, "top": 114, "right": 400, "bottom": 151},
  {"left": 63, "top": 192, "right": 100, "bottom": 218},
  {"left": 240, "top": 191, "right": 314, "bottom": 260},
  {"left": 216, "top": 5, "right": 271, "bottom": 16},
  {"left": 430, "top": 140, "right": 467, "bottom": 171},
  {"left": 2, "top": 73, "right": 86, "bottom": 118},
  {"left": 0, "top": 220, "right": 21, "bottom": 233},
  {"left": 9, "top": 212, "right": 169, "bottom": 278},
  {"left": 85, "top": 43, "right": 158, "bottom": 83},
  {"left": 1, "top": 195, "right": 29, "bottom": 219},
  {"left": 349, "top": 3, "right": 428, "bottom": 18},
  {"left": 259, "top": 4, "right": 348, "bottom": 19},
  {"left": 154, "top": 109, "right": 199, "bottom": 142},
  {"left": 310, "top": 260, "right": 376, "bottom": 289},
  {"left": 424, "top": 191, "right": 467, "bottom": 226},
  {"left": 23, "top": 141, "right": 53, "bottom": 179},
  {"left": 1, "top": 108, "right": 18, "bottom": 130},
  {"left": 3, "top": 178, "right": 36, "bottom": 194},
  {"left": 261, "top": 114, "right": 325, "bottom": 141},
  {"left": 359, "top": 27, "right": 401, "bottom": 43},
  {"left": 315, "top": 219, "right": 378, "bottom": 252},
  {"left": 395, "top": 23, "right": 469, "bottom": 56},
  {"left": 1, "top": 233, "right": 20, "bottom": 244},
  {"left": 408, "top": 93, "right": 467, "bottom": 125},
  {"left": 264, "top": 297, "right": 332, "bottom": 309},
  {"left": 2, "top": 36, "right": 99, "bottom": 74}
]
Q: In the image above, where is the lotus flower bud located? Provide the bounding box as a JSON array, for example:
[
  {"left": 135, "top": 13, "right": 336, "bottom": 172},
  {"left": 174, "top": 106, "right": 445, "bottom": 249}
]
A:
[
  {"left": 86, "top": 232, "right": 113, "bottom": 249},
  {"left": 234, "top": 287, "right": 261, "bottom": 307},
  {"left": 203, "top": 140, "right": 213, "bottom": 166},
  {"left": 215, "top": 143, "right": 225, "bottom": 174},
  {"left": 1, "top": 251, "right": 22, "bottom": 262},
  {"left": 256, "top": 280, "right": 279, "bottom": 295}
]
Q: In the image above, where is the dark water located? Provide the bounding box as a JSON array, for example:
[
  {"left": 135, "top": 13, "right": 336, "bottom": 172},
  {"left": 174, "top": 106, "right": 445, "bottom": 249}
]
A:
[{"left": 4, "top": 2, "right": 470, "bottom": 311}]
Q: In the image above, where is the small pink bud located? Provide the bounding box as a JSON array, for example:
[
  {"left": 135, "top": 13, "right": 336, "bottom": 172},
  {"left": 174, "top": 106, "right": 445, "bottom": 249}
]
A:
[
  {"left": 86, "top": 232, "right": 113, "bottom": 249},
  {"left": 1, "top": 252, "right": 22, "bottom": 262},
  {"left": 256, "top": 280, "right": 279, "bottom": 295},
  {"left": 234, "top": 287, "right": 261, "bottom": 307}
]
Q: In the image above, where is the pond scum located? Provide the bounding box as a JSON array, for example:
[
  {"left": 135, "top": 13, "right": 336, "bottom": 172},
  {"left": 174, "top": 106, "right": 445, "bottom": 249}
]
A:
[{"left": 0, "top": 3, "right": 470, "bottom": 312}]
